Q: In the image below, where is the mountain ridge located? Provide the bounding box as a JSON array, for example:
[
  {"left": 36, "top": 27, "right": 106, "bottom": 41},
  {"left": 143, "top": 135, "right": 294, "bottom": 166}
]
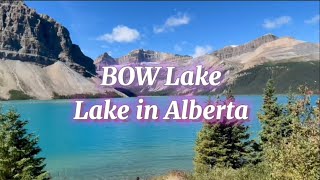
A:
[
  {"left": 211, "top": 34, "right": 279, "bottom": 60},
  {"left": 95, "top": 35, "right": 319, "bottom": 95},
  {"left": 0, "top": 1, "right": 319, "bottom": 99},
  {"left": 95, "top": 34, "right": 319, "bottom": 68}
]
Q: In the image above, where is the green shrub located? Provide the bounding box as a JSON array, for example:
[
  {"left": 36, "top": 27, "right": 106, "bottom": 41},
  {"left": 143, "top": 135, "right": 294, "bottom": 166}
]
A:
[
  {"left": 8, "top": 90, "right": 33, "bottom": 100},
  {"left": 190, "top": 163, "right": 271, "bottom": 180},
  {"left": 263, "top": 91, "right": 320, "bottom": 180}
]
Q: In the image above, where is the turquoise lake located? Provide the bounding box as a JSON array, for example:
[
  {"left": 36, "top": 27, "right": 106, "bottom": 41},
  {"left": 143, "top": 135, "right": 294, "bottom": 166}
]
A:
[{"left": 1, "top": 95, "right": 318, "bottom": 180}]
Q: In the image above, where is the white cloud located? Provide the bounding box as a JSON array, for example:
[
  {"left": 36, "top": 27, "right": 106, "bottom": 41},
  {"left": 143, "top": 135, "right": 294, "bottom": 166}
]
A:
[
  {"left": 305, "top": 15, "right": 320, "bottom": 24},
  {"left": 100, "top": 45, "right": 109, "bottom": 49},
  {"left": 174, "top": 41, "right": 191, "bottom": 52},
  {"left": 262, "top": 16, "right": 292, "bottom": 29},
  {"left": 154, "top": 13, "right": 190, "bottom": 33},
  {"left": 166, "top": 14, "right": 190, "bottom": 26},
  {"left": 174, "top": 44, "right": 183, "bottom": 52},
  {"left": 98, "top": 25, "right": 140, "bottom": 43},
  {"left": 192, "top": 45, "right": 212, "bottom": 58}
]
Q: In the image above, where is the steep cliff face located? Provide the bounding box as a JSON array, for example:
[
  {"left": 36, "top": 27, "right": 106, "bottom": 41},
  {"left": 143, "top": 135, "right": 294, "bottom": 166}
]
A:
[
  {"left": 0, "top": 1, "right": 126, "bottom": 100},
  {"left": 0, "top": 1, "right": 96, "bottom": 77},
  {"left": 212, "top": 34, "right": 278, "bottom": 60}
]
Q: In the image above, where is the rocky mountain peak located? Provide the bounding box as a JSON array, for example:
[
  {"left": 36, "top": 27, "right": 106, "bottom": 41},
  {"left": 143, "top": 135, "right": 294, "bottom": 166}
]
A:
[
  {"left": 95, "top": 52, "right": 113, "bottom": 63},
  {"left": 212, "top": 34, "right": 279, "bottom": 60},
  {"left": 94, "top": 52, "right": 117, "bottom": 71},
  {"left": 0, "top": 1, "right": 96, "bottom": 77}
]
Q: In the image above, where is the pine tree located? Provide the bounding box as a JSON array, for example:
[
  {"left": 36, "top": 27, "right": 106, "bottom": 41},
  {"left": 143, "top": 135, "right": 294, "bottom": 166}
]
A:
[
  {"left": 225, "top": 87, "right": 262, "bottom": 165},
  {"left": 0, "top": 109, "right": 49, "bottom": 180},
  {"left": 258, "top": 79, "right": 286, "bottom": 145},
  {"left": 194, "top": 122, "right": 252, "bottom": 173},
  {"left": 194, "top": 91, "right": 253, "bottom": 174}
]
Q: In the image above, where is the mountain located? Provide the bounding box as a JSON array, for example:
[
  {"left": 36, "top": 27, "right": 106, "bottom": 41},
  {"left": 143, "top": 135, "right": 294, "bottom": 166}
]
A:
[
  {"left": 1, "top": 1, "right": 318, "bottom": 99},
  {"left": 230, "top": 61, "right": 319, "bottom": 94},
  {"left": 0, "top": 1, "right": 123, "bottom": 100},
  {"left": 94, "top": 52, "right": 117, "bottom": 71},
  {"left": 220, "top": 36, "right": 319, "bottom": 93},
  {"left": 0, "top": 1, "right": 96, "bottom": 77},
  {"left": 117, "top": 49, "right": 192, "bottom": 64},
  {"left": 211, "top": 34, "right": 279, "bottom": 60},
  {"left": 222, "top": 36, "right": 319, "bottom": 68},
  {"left": 96, "top": 34, "right": 319, "bottom": 95},
  {"left": 94, "top": 49, "right": 192, "bottom": 69}
]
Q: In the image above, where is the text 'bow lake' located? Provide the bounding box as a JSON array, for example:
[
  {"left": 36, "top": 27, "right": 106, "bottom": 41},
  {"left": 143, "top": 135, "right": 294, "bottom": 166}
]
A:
[{"left": 100, "top": 65, "right": 223, "bottom": 86}]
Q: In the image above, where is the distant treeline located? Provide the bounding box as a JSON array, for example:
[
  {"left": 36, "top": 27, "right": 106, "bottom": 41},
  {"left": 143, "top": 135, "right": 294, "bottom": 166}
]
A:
[{"left": 230, "top": 61, "right": 320, "bottom": 94}]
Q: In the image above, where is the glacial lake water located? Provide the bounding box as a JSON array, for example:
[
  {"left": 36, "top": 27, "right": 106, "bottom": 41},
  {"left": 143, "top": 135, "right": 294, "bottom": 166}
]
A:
[{"left": 1, "top": 95, "right": 319, "bottom": 180}]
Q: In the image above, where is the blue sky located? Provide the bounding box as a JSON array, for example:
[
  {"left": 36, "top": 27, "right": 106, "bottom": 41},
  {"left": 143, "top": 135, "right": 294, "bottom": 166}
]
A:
[{"left": 26, "top": 1, "right": 320, "bottom": 59}]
